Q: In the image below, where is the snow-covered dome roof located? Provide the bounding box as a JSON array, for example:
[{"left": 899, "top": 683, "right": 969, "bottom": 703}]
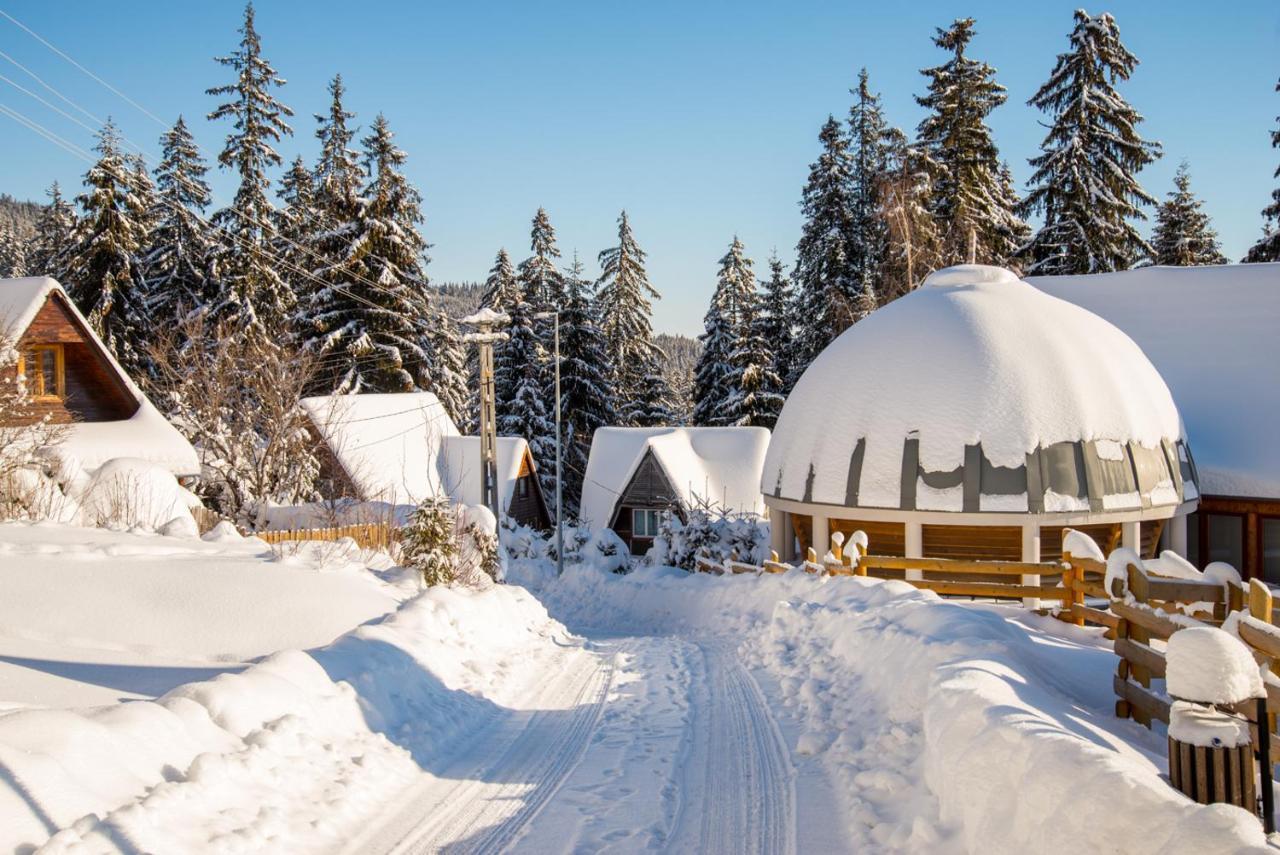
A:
[{"left": 762, "top": 265, "right": 1197, "bottom": 515}]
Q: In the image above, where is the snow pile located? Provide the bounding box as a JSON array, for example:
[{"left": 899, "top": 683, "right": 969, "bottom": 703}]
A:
[
  {"left": 579, "top": 426, "right": 771, "bottom": 531},
  {"left": 1032, "top": 263, "right": 1280, "bottom": 499},
  {"left": 1062, "top": 527, "right": 1105, "bottom": 562},
  {"left": 0, "top": 569, "right": 575, "bottom": 853},
  {"left": 76, "top": 457, "right": 200, "bottom": 531},
  {"left": 765, "top": 264, "right": 1187, "bottom": 509},
  {"left": 534, "top": 563, "right": 1269, "bottom": 853},
  {"left": 1166, "top": 626, "right": 1265, "bottom": 705}
]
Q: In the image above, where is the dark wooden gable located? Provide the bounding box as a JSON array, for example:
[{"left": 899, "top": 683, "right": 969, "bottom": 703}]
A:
[
  {"left": 13, "top": 293, "right": 138, "bottom": 424},
  {"left": 508, "top": 447, "right": 551, "bottom": 530},
  {"left": 608, "top": 448, "right": 683, "bottom": 529}
]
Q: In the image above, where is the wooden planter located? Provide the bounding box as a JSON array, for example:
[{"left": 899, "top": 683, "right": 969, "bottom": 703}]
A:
[{"left": 1168, "top": 734, "right": 1256, "bottom": 811}]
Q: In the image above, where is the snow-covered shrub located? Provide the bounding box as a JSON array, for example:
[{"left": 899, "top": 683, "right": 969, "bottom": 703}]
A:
[
  {"left": 459, "top": 505, "right": 502, "bottom": 584},
  {"left": 500, "top": 517, "right": 630, "bottom": 574},
  {"left": 648, "top": 502, "right": 769, "bottom": 570},
  {"left": 400, "top": 497, "right": 460, "bottom": 586},
  {"left": 78, "top": 458, "right": 201, "bottom": 532}
]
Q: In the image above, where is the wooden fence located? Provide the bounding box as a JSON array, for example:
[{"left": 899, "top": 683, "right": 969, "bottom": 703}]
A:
[{"left": 254, "top": 522, "right": 399, "bottom": 552}]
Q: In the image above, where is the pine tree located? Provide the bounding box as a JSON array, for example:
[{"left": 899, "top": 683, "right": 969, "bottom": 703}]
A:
[
  {"left": 595, "top": 211, "right": 666, "bottom": 422},
  {"left": 916, "top": 17, "right": 1027, "bottom": 266},
  {"left": 425, "top": 309, "right": 470, "bottom": 427},
  {"left": 494, "top": 298, "right": 553, "bottom": 494},
  {"left": 1245, "top": 75, "right": 1280, "bottom": 263},
  {"left": 1149, "top": 162, "right": 1227, "bottom": 267},
  {"left": 0, "top": 223, "right": 27, "bottom": 278},
  {"left": 792, "top": 116, "right": 858, "bottom": 379},
  {"left": 847, "top": 69, "right": 894, "bottom": 302},
  {"left": 61, "top": 121, "right": 151, "bottom": 373},
  {"left": 557, "top": 253, "right": 618, "bottom": 514},
  {"left": 206, "top": 1, "right": 295, "bottom": 334},
  {"left": 481, "top": 248, "right": 520, "bottom": 311},
  {"left": 759, "top": 254, "right": 795, "bottom": 392},
  {"left": 694, "top": 237, "right": 757, "bottom": 427},
  {"left": 297, "top": 105, "right": 443, "bottom": 395},
  {"left": 518, "top": 208, "right": 563, "bottom": 313},
  {"left": 877, "top": 128, "right": 943, "bottom": 301},
  {"left": 1019, "top": 10, "right": 1161, "bottom": 275},
  {"left": 28, "top": 182, "right": 80, "bottom": 279},
  {"left": 143, "top": 116, "right": 217, "bottom": 331},
  {"left": 275, "top": 155, "right": 317, "bottom": 291},
  {"left": 723, "top": 278, "right": 784, "bottom": 429}
]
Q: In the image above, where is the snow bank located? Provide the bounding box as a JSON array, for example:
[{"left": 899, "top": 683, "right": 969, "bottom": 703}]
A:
[
  {"left": 0, "top": 579, "right": 573, "bottom": 853},
  {"left": 1166, "top": 626, "right": 1265, "bottom": 706},
  {"left": 534, "top": 564, "right": 1268, "bottom": 853}
]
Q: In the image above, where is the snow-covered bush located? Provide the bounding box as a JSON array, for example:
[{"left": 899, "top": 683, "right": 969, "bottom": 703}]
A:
[
  {"left": 648, "top": 502, "right": 769, "bottom": 570},
  {"left": 500, "top": 517, "right": 630, "bottom": 574},
  {"left": 400, "top": 497, "right": 459, "bottom": 586},
  {"left": 79, "top": 458, "right": 201, "bottom": 532},
  {"left": 459, "top": 504, "right": 502, "bottom": 584}
]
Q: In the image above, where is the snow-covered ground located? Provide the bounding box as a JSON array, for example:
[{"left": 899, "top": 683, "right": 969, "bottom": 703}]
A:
[{"left": 1, "top": 525, "right": 1272, "bottom": 853}]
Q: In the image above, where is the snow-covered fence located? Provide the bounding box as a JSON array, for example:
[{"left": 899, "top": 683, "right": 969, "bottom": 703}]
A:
[{"left": 254, "top": 522, "right": 398, "bottom": 552}]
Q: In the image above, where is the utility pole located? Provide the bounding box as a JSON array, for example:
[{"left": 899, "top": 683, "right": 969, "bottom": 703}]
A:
[
  {"left": 535, "top": 311, "right": 564, "bottom": 576},
  {"left": 462, "top": 308, "right": 510, "bottom": 521}
]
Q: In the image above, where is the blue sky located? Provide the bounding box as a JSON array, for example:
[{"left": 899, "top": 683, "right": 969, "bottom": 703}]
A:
[{"left": 1, "top": 1, "right": 1277, "bottom": 335}]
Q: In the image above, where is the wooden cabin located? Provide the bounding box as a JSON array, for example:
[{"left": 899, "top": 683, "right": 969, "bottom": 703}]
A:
[
  {"left": 1035, "top": 263, "right": 1280, "bottom": 583},
  {"left": 581, "top": 426, "right": 771, "bottom": 554},
  {"left": 0, "top": 276, "right": 198, "bottom": 477},
  {"left": 299, "top": 392, "right": 550, "bottom": 529}
]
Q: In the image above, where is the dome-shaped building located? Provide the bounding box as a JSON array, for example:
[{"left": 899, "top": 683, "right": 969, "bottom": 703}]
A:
[{"left": 763, "top": 265, "right": 1199, "bottom": 578}]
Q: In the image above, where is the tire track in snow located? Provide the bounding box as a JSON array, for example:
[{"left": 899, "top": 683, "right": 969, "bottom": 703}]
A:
[
  {"left": 353, "top": 639, "right": 621, "bottom": 855},
  {"left": 669, "top": 641, "right": 796, "bottom": 855}
]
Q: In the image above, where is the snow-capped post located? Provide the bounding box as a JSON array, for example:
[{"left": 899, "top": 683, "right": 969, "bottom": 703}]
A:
[
  {"left": 533, "top": 310, "right": 564, "bottom": 577},
  {"left": 1164, "top": 626, "right": 1270, "bottom": 829},
  {"left": 1021, "top": 522, "right": 1041, "bottom": 610},
  {"left": 461, "top": 309, "right": 511, "bottom": 522}
]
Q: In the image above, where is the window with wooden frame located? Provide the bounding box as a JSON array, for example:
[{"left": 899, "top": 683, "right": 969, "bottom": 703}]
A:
[{"left": 18, "top": 344, "right": 65, "bottom": 400}]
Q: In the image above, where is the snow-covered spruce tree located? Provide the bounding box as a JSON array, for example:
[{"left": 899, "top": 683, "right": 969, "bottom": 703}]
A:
[
  {"left": 494, "top": 298, "right": 552, "bottom": 482},
  {"left": 1019, "top": 10, "right": 1160, "bottom": 275},
  {"left": 595, "top": 211, "right": 666, "bottom": 422},
  {"left": 28, "top": 182, "right": 80, "bottom": 280},
  {"left": 62, "top": 122, "right": 152, "bottom": 375},
  {"left": 425, "top": 308, "right": 470, "bottom": 429},
  {"left": 274, "top": 155, "right": 318, "bottom": 293},
  {"left": 693, "top": 237, "right": 756, "bottom": 426},
  {"left": 481, "top": 247, "right": 520, "bottom": 311},
  {"left": 1244, "top": 75, "right": 1280, "bottom": 263},
  {"left": 876, "top": 128, "right": 944, "bottom": 301},
  {"left": 629, "top": 353, "right": 678, "bottom": 427},
  {"left": 0, "top": 223, "right": 26, "bottom": 278},
  {"left": 722, "top": 278, "right": 784, "bottom": 429},
  {"left": 143, "top": 116, "right": 218, "bottom": 336},
  {"left": 518, "top": 208, "right": 563, "bottom": 314},
  {"left": 400, "top": 496, "right": 459, "bottom": 586},
  {"left": 1149, "top": 162, "right": 1227, "bottom": 267},
  {"left": 792, "top": 117, "right": 858, "bottom": 382},
  {"left": 558, "top": 253, "right": 619, "bottom": 514},
  {"left": 848, "top": 68, "right": 895, "bottom": 302},
  {"left": 206, "top": 1, "right": 295, "bottom": 336},
  {"left": 916, "top": 17, "right": 1027, "bottom": 267},
  {"left": 759, "top": 254, "right": 795, "bottom": 392}
]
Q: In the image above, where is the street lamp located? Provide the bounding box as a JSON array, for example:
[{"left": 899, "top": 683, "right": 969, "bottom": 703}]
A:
[{"left": 533, "top": 310, "right": 564, "bottom": 577}]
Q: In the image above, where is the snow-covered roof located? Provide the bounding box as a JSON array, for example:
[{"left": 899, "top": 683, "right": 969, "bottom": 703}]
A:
[
  {"left": 580, "top": 426, "right": 771, "bottom": 529},
  {"left": 0, "top": 276, "right": 199, "bottom": 477},
  {"left": 763, "top": 265, "right": 1194, "bottom": 515},
  {"left": 300, "top": 392, "right": 536, "bottom": 511},
  {"left": 1031, "top": 263, "right": 1280, "bottom": 500}
]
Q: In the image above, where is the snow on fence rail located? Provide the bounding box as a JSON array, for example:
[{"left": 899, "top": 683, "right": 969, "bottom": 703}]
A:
[{"left": 254, "top": 522, "right": 398, "bottom": 552}]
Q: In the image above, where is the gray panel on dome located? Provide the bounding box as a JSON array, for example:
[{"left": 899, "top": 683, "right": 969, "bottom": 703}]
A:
[
  {"left": 962, "top": 444, "right": 981, "bottom": 512},
  {"left": 802, "top": 463, "right": 816, "bottom": 503},
  {"left": 918, "top": 463, "right": 964, "bottom": 489},
  {"left": 844, "top": 438, "right": 866, "bottom": 507},
  {"left": 1179, "top": 441, "right": 1200, "bottom": 492},
  {"left": 979, "top": 452, "right": 1028, "bottom": 496},
  {"left": 1161, "top": 438, "right": 1184, "bottom": 502},
  {"left": 900, "top": 436, "right": 919, "bottom": 511},
  {"left": 1130, "top": 442, "right": 1170, "bottom": 509},
  {"left": 1026, "top": 449, "right": 1045, "bottom": 513},
  {"left": 1040, "top": 441, "right": 1088, "bottom": 504},
  {"left": 1084, "top": 441, "right": 1140, "bottom": 511},
  {"left": 772, "top": 467, "right": 783, "bottom": 499}
]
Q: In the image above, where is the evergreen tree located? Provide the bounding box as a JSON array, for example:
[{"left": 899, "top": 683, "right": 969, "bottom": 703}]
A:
[
  {"left": 425, "top": 309, "right": 470, "bottom": 427},
  {"left": 61, "top": 121, "right": 151, "bottom": 373},
  {"left": 494, "top": 298, "right": 552, "bottom": 490},
  {"left": 517, "top": 208, "right": 563, "bottom": 313},
  {"left": 143, "top": 116, "right": 216, "bottom": 331},
  {"left": 1019, "top": 10, "right": 1161, "bottom": 274},
  {"left": 28, "top": 182, "right": 80, "bottom": 279},
  {"left": 916, "top": 17, "right": 1026, "bottom": 266},
  {"left": 206, "top": 1, "right": 295, "bottom": 334},
  {"left": 1149, "top": 162, "right": 1227, "bottom": 267},
  {"left": 759, "top": 254, "right": 795, "bottom": 392},
  {"left": 1245, "top": 75, "right": 1280, "bottom": 263},
  {"left": 297, "top": 105, "right": 443, "bottom": 395},
  {"left": 693, "top": 237, "right": 756, "bottom": 427},
  {"left": 847, "top": 68, "right": 894, "bottom": 300},
  {"left": 275, "top": 155, "right": 317, "bottom": 292},
  {"left": 722, "top": 278, "right": 784, "bottom": 429},
  {"left": 792, "top": 116, "right": 858, "bottom": 378},
  {"left": 481, "top": 248, "right": 520, "bottom": 311},
  {"left": 877, "top": 128, "right": 943, "bottom": 301},
  {"left": 595, "top": 211, "right": 665, "bottom": 422},
  {"left": 0, "top": 223, "right": 27, "bottom": 278},
  {"left": 557, "top": 253, "right": 618, "bottom": 514}
]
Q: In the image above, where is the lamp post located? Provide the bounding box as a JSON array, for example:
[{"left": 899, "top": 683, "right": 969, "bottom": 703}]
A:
[
  {"left": 461, "top": 308, "right": 510, "bottom": 522},
  {"left": 534, "top": 310, "right": 563, "bottom": 577}
]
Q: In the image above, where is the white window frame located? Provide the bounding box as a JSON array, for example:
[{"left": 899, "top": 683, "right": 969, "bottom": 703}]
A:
[{"left": 632, "top": 508, "right": 661, "bottom": 538}]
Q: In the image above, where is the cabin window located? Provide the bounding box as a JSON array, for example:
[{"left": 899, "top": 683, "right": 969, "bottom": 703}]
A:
[
  {"left": 1206, "top": 513, "right": 1244, "bottom": 570},
  {"left": 19, "top": 344, "right": 65, "bottom": 400},
  {"left": 632, "top": 508, "right": 661, "bottom": 538},
  {"left": 516, "top": 477, "right": 529, "bottom": 498}
]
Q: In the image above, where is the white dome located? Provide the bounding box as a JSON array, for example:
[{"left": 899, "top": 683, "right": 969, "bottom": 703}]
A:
[{"left": 762, "top": 265, "right": 1197, "bottom": 514}]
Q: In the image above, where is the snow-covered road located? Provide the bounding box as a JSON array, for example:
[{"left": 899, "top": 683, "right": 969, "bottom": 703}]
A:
[{"left": 351, "top": 635, "right": 796, "bottom": 855}]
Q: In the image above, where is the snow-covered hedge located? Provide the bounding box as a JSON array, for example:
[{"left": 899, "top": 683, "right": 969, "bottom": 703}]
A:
[
  {"left": 646, "top": 506, "right": 769, "bottom": 570},
  {"left": 501, "top": 517, "right": 629, "bottom": 579}
]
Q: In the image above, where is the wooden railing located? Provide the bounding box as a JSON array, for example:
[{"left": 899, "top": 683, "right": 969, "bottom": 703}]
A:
[{"left": 254, "top": 522, "right": 398, "bottom": 552}]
